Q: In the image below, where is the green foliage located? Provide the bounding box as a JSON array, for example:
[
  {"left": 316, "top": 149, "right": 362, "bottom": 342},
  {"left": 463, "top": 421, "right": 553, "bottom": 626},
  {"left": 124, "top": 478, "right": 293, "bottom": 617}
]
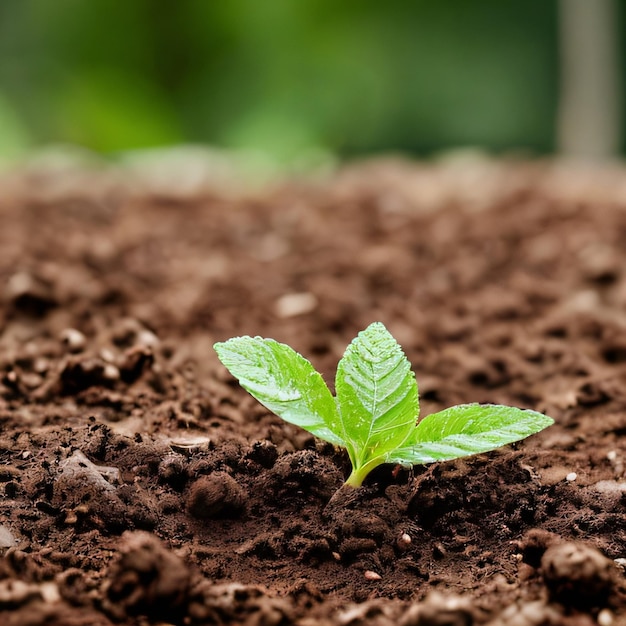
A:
[
  {"left": 212, "top": 336, "right": 343, "bottom": 446},
  {"left": 214, "top": 322, "right": 553, "bottom": 488},
  {"left": 0, "top": 1, "right": 557, "bottom": 159}
]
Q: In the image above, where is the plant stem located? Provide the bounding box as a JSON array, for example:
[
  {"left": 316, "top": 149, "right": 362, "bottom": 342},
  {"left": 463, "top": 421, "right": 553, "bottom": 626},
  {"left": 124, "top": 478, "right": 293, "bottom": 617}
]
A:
[
  {"left": 345, "top": 468, "right": 366, "bottom": 488},
  {"left": 344, "top": 458, "right": 385, "bottom": 488}
]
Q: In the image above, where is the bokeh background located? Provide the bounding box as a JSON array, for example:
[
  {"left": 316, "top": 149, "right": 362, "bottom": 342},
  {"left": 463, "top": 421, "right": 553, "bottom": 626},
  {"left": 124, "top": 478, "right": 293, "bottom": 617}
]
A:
[{"left": 0, "top": 0, "right": 622, "bottom": 164}]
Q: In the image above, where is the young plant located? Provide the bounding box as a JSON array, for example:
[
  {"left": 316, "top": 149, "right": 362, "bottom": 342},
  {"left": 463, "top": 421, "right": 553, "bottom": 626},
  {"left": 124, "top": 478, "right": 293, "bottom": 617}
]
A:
[{"left": 214, "top": 322, "right": 553, "bottom": 488}]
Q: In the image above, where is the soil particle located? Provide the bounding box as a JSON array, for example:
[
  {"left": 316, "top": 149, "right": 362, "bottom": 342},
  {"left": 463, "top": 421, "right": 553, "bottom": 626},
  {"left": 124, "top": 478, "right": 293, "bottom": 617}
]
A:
[
  {"left": 0, "top": 526, "right": 17, "bottom": 550},
  {"left": 52, "top": 449, "right": 128, "bottom": 532},
  {"left": 540, "top": 541, "right": 617, "bottom": 608},
  {"left": 157, "top": 453, "right": 189, "bottom": 489},
  {"left": 484, "top": 600, "right": 566, "bottom": 626},
  {"left": 187, "top": 580, "right": 293, "bottom": 625},
  {"left": 319, "top": 600, "right": 401, "bottom": 626},
  {"left": 59, "top": 356, "right": 118, "bottom": 394},
  {"left": 268, "top": 449, "right": 343, "bottom": 499},
  {"left": 186, "top": 471, "right": 246, "bottom": 518},
  {"left": 330, "top": 508, "right": 392, "bottom": 559},
  {"left": 110, "top": 317, "right": 158, "bottom": 349},
  {"left": 0, "top": 578, "right": 47, "bottom": 610},
  {"left": 340, "top": 537, "right": 379, "bottom": 558},
  {"left": 102, "top": 530, "right": 191, "bottom": 621},
  {"left": 5, "top": 271, "right": 57, "bottom": 316},
  {"left": 55, "top": 567, "right": 93, "bottom": 606},
  {"left": 60, "top": 328, "right": 86, "bottom": 353},
  {"left": 399, "top": 592, "right": 474, "bottom": 626},
  {"left": 246, "top": 439, "right": 279, "bottom": 469},
  {"left": 0, "top": 576, "right": 116, "bottom": 626},
  {"left": 118, "top": 345, "right": 154, "bottom": 384},
  {"left": 517, "top": 529, "right": 562, "bottom": 567}
]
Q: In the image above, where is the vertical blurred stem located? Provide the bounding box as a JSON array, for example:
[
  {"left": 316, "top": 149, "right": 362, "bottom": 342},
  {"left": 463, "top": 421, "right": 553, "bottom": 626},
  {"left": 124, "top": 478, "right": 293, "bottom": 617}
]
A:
[{"left": 558, "top": 0, "right": 622, "bottom": 159}]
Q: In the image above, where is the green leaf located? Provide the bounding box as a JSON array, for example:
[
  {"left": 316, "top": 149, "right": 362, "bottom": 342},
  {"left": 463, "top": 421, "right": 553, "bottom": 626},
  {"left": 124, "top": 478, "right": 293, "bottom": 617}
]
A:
[
  {"left": 214, "top": 336, "right": 345, "bottom": 446},
  {"left": 386, "top": 403, "right": 554, "bottom": 466},
  {"left": 335, "top": 322, "right": 419, "bottom": 484}
]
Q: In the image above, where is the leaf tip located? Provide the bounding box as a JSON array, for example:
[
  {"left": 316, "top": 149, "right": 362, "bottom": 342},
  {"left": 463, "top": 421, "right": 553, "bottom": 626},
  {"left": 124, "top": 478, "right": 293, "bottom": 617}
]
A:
[
  {"left": 213, "top": 338, "right": 232, "bottom": 359},
  {"left": 361, "top": 321, "right": 389, "bottom": 336},
  {"left": 537, "top": 412, "right": 555, "bottom": 429}
]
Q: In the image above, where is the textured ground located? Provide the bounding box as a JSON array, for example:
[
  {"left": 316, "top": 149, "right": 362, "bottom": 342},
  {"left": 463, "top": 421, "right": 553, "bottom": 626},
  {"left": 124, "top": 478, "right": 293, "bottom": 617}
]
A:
[{"left": 2, "top": 156, "right": 626, "bottom": 625}]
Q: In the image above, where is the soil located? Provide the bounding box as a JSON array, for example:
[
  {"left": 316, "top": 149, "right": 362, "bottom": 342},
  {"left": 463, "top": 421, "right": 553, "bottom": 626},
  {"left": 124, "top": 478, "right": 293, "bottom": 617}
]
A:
[{"left": 2, "top": 157, "right": 626, "bottom": 625}]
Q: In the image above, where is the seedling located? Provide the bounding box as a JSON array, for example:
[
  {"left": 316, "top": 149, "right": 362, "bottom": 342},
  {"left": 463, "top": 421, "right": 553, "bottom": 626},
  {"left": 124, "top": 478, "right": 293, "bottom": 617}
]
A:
[{"left": 214, "top": 322, "right": 553, "bottom": 488}]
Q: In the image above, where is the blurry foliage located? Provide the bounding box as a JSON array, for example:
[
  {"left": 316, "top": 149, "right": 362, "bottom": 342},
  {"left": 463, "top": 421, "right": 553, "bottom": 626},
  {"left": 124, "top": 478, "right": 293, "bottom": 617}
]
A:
[{"left": 0, "top": 0, "right": 559, "bottom": 161}]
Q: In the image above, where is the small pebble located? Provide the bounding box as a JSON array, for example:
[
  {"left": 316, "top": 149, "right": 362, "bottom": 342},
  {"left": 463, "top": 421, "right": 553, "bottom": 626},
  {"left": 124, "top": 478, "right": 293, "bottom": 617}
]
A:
[
  {"left": 565, "top": 472, "right": 577, "bottom": 482},
  {"left": 137, "top": 329, "right": 160, "bottom": 348},
  {"left": 33, "top": 357, "right": 49, "bottom": 374},
  {"left": 0, "top": 525, "right": 17, "bottom": 549},
  {"left": 598, "top": 609, "right": 614, "bottom": 626},
  {"left": 60, "top": 328, "right": 86, "bottom": 353},
  {"left": 103, "top": 364, "right": 120, "bottom": 381},
  {"left": 40, "top": 582, "right": 61, "bottom": 604},
  {"left": 364, "top": 570, "right": 381, "bottom": 581},
  {"left": 275, "top": 292, "right": 318, "bottom": 318},
  {"left": 100, "top": 348, "right": 116, "bottom": 363},
  {"left": 20, "top": 373, "right": 42, "bottom": 389},
  {"left": 614, "top": 557, "right": 626, "bottom": 571}
]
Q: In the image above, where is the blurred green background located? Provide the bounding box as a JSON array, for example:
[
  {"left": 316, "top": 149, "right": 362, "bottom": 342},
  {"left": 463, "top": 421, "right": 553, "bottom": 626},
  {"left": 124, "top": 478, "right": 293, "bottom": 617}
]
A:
[{"left": 0, "top": 1, "right": 584, "bottom": 163}]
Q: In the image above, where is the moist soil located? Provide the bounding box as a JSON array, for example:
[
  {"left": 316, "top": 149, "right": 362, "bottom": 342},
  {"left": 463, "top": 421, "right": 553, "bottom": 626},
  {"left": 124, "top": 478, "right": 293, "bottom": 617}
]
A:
[{"left": 2, "top": 158, "right": 626, "bottom": 625}]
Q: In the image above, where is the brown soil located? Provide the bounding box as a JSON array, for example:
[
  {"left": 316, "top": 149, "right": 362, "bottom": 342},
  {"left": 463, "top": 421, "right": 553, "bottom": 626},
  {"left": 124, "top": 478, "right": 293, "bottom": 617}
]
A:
[{"left": 2, "top": 157, "right": 626, "bottom": 625}]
